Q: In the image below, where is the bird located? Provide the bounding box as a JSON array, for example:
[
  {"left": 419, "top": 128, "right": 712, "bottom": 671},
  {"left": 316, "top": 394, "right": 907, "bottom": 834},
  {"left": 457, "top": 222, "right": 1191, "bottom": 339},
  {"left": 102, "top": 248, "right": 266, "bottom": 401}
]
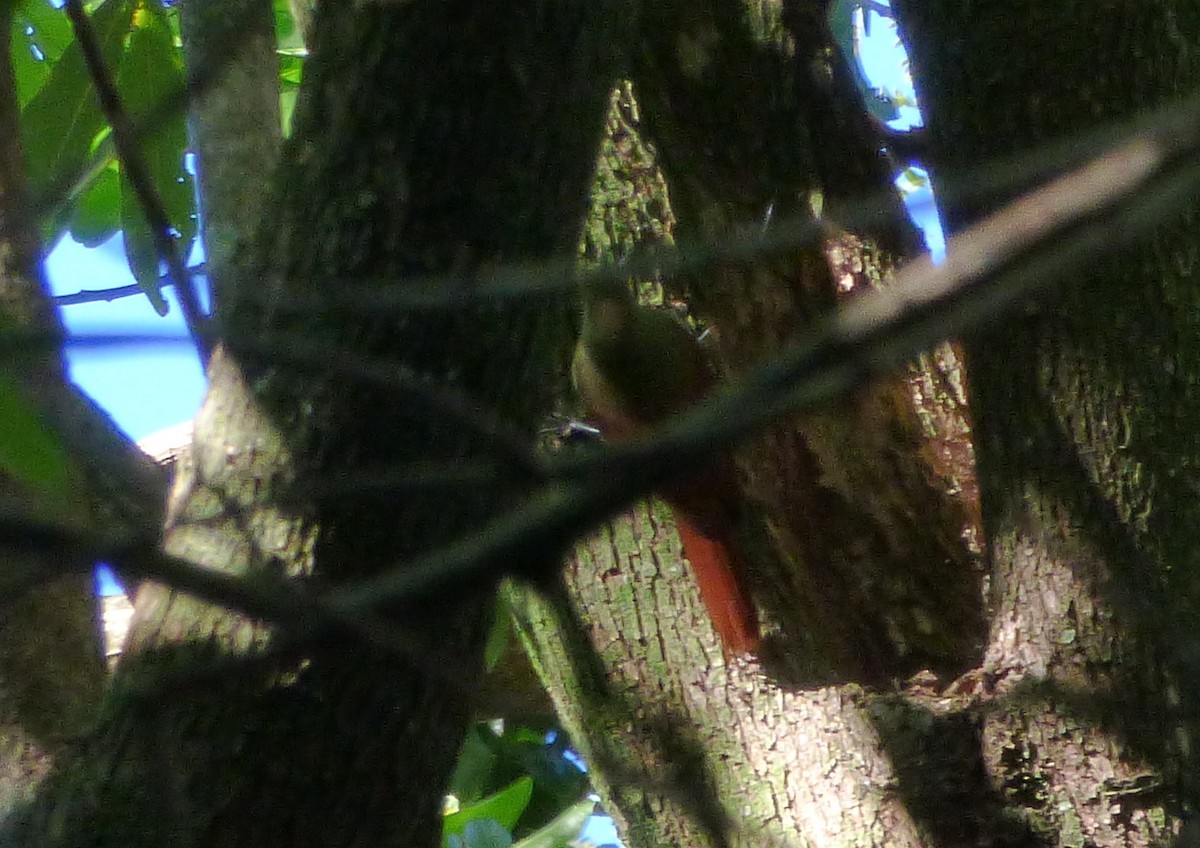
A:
[{"left": 571, "top": 279, "right": 761, "bottom": 657}]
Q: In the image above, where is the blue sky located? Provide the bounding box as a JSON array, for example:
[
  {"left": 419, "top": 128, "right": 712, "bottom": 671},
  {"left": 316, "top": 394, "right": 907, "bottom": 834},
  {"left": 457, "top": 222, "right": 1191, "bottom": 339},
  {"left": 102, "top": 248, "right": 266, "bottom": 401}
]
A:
[
  {"left": 46, "top": 233, "right": 204, "bottom": 441},
  {"left": 46, "top": 234, "right": 203, "bottom": 594}
]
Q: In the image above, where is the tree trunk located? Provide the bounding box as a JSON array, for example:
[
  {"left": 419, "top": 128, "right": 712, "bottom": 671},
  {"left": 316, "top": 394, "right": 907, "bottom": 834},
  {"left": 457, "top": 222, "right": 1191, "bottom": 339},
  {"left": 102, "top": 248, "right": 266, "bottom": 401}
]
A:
[
  {"left": 178, "top": 0, "right": 280, "bottom": 309},
  {"left": 515, "top": 4, "right": 985, "bottom": 845},
  {"left": 0, "top": 0, "right": 123, "bottom": 820},
  {"left": 891, "top": 1, "right": 1200, "bottom": 844},
  {"left": 12, "top": 0, "right": 1197, "bottom": 844},
  {"left": 6, "top": 1, "right": 621, "bottom": 845}
]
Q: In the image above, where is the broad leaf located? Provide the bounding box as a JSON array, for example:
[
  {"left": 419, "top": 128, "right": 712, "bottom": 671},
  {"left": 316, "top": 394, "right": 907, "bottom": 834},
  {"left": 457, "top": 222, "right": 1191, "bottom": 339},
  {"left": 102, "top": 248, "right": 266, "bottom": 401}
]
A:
[
  {"left": 276, "top": 0, "right": 305, "bottom": 135},
  {"left": 274, "top": 0, "right": 305, "bottom": 55},
  {"left": 449, "top": 724, "right": 503, "bottom": 805},
  {"left": 20, "top": 0, "right": 135, "bottom": 206},
  {"left": 448, "top": 722, "right": 586, "bottom": 838},
  {"left": 444, "top": 777, "right": 533, "bottom": 841},
  {"left": 116, "top": 6, "right": 194, "bottom": 314},
  {"left": 511, "top": 800, "right": 594, "bottom": 848},
  {"left": 12, "top": 0, "right": 75, "bottom": 106},
  {"left": 69, "top": 161, "right": 120, "bottom": 247},
  {"left": 279, "top": 53, "right": 303, "bottom": 136}
]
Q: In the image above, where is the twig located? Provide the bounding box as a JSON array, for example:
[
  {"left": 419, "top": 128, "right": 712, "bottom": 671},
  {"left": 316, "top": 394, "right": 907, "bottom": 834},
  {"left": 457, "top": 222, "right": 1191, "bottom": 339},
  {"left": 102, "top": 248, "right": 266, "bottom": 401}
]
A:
[
  {"left": 18, "top": 88, "right": 1200, "bottom": 634},
  {"left": 219, "top": 92, "right": 1197, "bottom": 319},
  {"left": 62, "top": 0, "right": 212, "bottom": 362},
  {"left": 54, "top": 263, "right": 207, "bottom": 307},
  {"left": 0, "top": 510, "right": 488, "bottom": 694},
  {"left": 6, "top": 93, "right": 1199, "bottom": 615},
  {"left": 0, "top": 330, "right": 194, "bottom": 352},
  {"left": 234, "top": 330, "right": 553, "bottom": 480}
]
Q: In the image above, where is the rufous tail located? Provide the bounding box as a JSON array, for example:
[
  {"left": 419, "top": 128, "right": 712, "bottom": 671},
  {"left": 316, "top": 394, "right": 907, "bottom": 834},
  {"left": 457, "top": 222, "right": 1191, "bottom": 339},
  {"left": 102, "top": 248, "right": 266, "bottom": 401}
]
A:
[{"left": 672, "top": 512, "right": 761, "bottom": 657}]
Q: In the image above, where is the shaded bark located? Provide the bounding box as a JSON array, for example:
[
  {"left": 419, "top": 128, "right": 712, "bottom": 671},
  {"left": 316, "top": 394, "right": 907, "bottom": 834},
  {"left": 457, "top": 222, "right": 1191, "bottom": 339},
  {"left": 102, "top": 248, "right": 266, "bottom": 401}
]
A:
[
  {"left": 10, "top": 0, "right": 1192, "bottom": 845},
  {"left": 515, "top": 3, "right": 985, "bottom": 846},
  {"left": 0, "top": 0, "right": 137, "bottom": 821},
  {"left": 891, "top": 0, "right": 1200, "bottom": 844},
  {"left": 6, "top": 1, "right": 623, "bottom": 845},
  {"left": 516, "top": 501, "right": 929, "bottom": 848},
  {"left": 631, "top": 0, "right": 979, "bottom": 683},
  {"left": 178, "top": 0, "right": 281, "bottom": 309}
]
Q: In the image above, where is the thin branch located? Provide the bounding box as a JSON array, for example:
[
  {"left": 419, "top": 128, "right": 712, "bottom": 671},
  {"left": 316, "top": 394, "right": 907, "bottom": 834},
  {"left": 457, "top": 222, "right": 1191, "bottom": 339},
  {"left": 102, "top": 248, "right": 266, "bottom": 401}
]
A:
[
  {"left": 237, "top": 331, "right": 552, "bottom": 479},
  {"left": 29, "top": 6, "right": 1173, "bottom": 332},
  {"left": 1, "top": 335, "right": 548, "bottom": 509},
  {"left": 17, "top": 92, "right": 1200, "bottom": 631},
  {"left": 10, "top": 83, "right": 1200, "bottom": 496},
  {"left": 62, "top": 0, "right": 211, "bottom": 362},
  {"left": 7, "top": 88, "right": 1189, "bottom": 667},
  {"left": 214, "top": 91, "right": 1196, "bottom": 319},
  {"left": 235, "top": 212, "right": 820, "bottom": 315},
  {"left": 0, "top": 331, "right": 195, "bottom": 352},
  {"left": 56, "top": 281, "right": 161, "bottom": 308},
  {"left": 0, "top": 510, "right": 489, "bottom": 692},
  {"left": 53, "top": 263, "right": 207, "bottom": 307}
]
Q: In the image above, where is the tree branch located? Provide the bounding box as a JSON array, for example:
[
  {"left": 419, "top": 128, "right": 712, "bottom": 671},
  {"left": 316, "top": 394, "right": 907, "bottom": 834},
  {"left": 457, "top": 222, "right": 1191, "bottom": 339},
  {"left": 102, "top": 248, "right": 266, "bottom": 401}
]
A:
[{"left": 53, "top": 263, "right": 207, "bottom": 307}]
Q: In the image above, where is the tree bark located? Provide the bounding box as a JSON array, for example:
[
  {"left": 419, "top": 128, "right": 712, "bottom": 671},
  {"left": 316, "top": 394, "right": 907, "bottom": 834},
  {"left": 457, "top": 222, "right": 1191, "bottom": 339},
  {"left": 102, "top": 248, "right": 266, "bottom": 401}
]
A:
[
  {"left": 0, "top": 0, "right": 138, "bottom": 821},
  {"left": 6, "top": 1, "right": 622, "bottom": 845},
  {"left": 178, "top": 0, "right": 280, "bottom": 309},
  {"left": 513, "top": 3, "right": 987, "bottom": 843},
  {"left": 13, "top": 0, "right": 1197, "bottom": 844},
  {"left": 892, "top": 0, "right": 1200, "bottom": 844}
]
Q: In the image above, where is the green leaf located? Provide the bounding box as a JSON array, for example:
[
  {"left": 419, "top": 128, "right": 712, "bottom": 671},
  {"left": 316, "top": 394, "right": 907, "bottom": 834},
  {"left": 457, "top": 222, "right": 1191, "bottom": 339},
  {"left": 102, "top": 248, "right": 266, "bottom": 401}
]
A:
[
  {"left": 0, "top": 372, "right": 76, "bottom": 513},
  {"left": 279, "top": 53, "right": 303, "bottom": 136},
  {"left": 12, "top": 0, "right": 76, "bottom": 106},
  {"left": 449, "top": 721, "right": 586, "bottom": 838},
  {"left": 279, "top": 53, "right": 304, "bottom": 85},
  {"left": 274, "top": 0, "right": 306, "bottom": 55},
  {"left": 20, "top": 0, "right": 135, "bottom": 203},
  {"left": 116, "top": 7, "right": 194, "bottom": 314},
  {"left": 511, "top": 800, "right": 595, "bottom": 848},
  {"left": 444, "top": 778, "right": 533, "bottom": 841},
  {"left": 69, "top": 161, "right": 120, "bottom": 246},
  {"left": 11, "top": 35, "right": 48, "bottom": 114},
  {"left": 449, "top": 725, "right": 503, "bottom": 804},
  {"left": 16, "top": 0, "right": 74, "bottom": 63}
]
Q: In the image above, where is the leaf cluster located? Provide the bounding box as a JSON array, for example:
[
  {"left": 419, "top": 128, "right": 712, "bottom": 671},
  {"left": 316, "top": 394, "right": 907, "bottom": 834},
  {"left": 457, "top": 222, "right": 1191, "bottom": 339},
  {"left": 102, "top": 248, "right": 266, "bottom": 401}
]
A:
[{"left": 445, "top": 722, "right": 592, "bottom": 848}]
